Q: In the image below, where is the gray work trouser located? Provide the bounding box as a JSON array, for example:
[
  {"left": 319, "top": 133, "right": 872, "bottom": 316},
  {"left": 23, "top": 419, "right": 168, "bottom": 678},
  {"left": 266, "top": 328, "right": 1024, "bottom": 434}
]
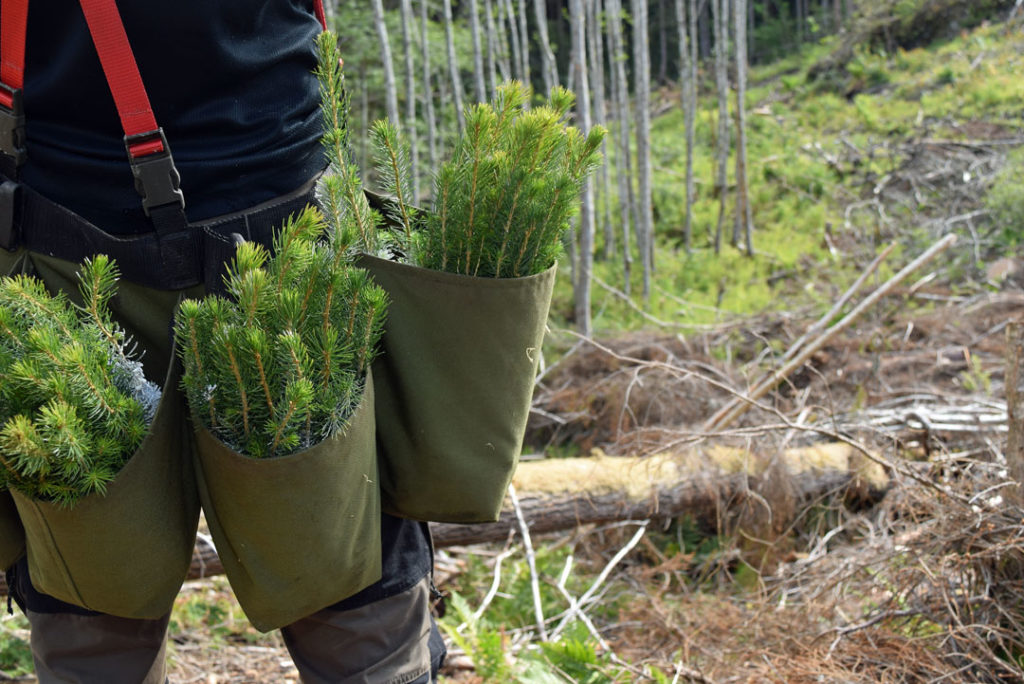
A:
[{"left": 16, "top": 574, "right": 441, "bottom": 684}]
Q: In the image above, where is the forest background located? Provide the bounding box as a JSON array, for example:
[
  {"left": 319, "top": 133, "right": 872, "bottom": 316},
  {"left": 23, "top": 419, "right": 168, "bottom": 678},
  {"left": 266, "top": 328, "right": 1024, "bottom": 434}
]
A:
[{"left": 4, "top": 0, "right": 1024, "bottom": 681}]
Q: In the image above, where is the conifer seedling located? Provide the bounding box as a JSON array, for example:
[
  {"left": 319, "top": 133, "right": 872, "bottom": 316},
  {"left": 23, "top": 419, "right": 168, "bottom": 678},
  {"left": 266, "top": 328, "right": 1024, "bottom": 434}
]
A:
[
  {"left": 175, "top": 32, "right": 388, "bottom": 459},
  {"left": 0, "top": 257, "right": 159, "bottom": 507},
  {"left": 315, "top": 32, "right": 381, "bottom": 255},
  {"left": 371, "top": 80, "right": 607, "bottom": 278},
  {"left": 175, "top": 206, "right": 388, "bottom": 459}
]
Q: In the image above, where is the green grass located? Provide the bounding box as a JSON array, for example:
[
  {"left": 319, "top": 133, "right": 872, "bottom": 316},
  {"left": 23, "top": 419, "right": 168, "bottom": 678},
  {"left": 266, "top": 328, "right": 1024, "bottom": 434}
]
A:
[
  {"left": 0, "top": 614, "right": 32, "bottom": 679},
  {"left": 549, "top": 18, "right": 1024, "bottom": 339}
]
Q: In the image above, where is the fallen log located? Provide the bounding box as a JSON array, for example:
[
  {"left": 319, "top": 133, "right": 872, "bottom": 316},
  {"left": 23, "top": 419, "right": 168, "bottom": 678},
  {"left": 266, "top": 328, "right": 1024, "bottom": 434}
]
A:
[{"left": 1, "top": 443, "right": 888, "bottom": 596}]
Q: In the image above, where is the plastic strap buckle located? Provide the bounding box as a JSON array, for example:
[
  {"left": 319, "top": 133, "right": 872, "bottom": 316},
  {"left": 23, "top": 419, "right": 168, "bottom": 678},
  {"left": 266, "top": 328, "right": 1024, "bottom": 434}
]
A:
[
  {"left": 0, "top": 84, "right": 26, "bottom": 167},
  {"left": 124, "top": 128, "right": 185, "bottom": 217}
]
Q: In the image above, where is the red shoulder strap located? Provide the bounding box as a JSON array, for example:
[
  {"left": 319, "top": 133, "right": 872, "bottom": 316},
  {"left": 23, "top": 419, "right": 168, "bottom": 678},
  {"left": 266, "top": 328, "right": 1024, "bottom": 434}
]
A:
[
  {"left": 0, "top": 0, "right": 29, "bottom": 100},
  {"left": 314, "top": 0, "right": 327, "bottom": 30},
  {"left": 77, "top": 0, "right": 165, "bottom": 157}
]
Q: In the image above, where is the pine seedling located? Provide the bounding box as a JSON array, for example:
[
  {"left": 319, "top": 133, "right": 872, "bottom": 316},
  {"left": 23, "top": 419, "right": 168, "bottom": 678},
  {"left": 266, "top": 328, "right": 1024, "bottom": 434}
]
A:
[
  {"left": 370, "top": 119, "right": 417, "bottom": 243},
  {"left": 175, "top": 206, "right": 387, "bottom": 459},
  {"left": 373, "top": 80, "right": 608, "bottom": 279},
  {"left": 315, "top": 31, "right": 381, "bottom": 255},
  {"left": 0, "top": 257, "right": 159, "bottom": 507}
]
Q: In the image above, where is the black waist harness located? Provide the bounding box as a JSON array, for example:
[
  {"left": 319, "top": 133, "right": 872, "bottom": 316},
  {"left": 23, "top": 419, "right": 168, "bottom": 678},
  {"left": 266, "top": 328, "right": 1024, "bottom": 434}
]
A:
[{"left": 0, "top": 175, "right": 318, "bottom": 292}]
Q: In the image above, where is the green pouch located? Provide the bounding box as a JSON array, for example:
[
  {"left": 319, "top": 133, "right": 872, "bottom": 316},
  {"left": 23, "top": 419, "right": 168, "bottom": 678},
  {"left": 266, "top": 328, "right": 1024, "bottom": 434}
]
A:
[
  {"left": 192, "top": 373, "right": 381, "bottom": 632},
  {"left": 359, "top": 254, "right": 556, "bottom": 523},
  {"left": 10, "top": 359, "right": 200, "bottom": 619}
]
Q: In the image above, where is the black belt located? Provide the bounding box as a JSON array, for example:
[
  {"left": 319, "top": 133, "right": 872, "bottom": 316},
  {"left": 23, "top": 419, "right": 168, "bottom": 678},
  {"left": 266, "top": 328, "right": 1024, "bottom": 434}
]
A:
[{"left": 0, "top": 176, "right": 319, "bottom": 292}]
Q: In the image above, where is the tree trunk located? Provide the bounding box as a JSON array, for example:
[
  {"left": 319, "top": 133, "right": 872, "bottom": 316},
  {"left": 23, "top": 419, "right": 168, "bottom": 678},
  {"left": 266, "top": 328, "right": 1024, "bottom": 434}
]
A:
[
  {"left": 468, "top": 0, "right": 487, "bottom": 103},
  {"left": 0, "top": 443, "right": 889, "bottom": 595},
  {"left": 607, "top": 0, "right": 635, "bottom": 294},
  {"left": 443, "top": 0, "right": 467, "bottom": 132},
  {"left": 372, "top": 0, "right": 401, "bottom": 126},
  {"left": 433, "top": 444, "right": 889, "bottom": 546},
  {"left": 421, "top": 0, "right": 439, "bottom": 176},
  {"left": 733, "top": 0, "right": 754, "bottom": 256},
  {"left": 400, "top": 0, "right": 421, "bottom": 202},
  {"left": 712, "top": 0, "right": 730, "bottom": 254},
  {"left": 517, "top": 0, "right": 531, "bottom": 89},
  {"left": 570, "top": 0, "right": 594, "bottom": 337},
  {"left": 632, "top": 0, "right": 654, "bottom": 300},
  {"left": 658, "top": 0, "right": 669, "bottom": 85},
  {"left": 502, "top": 0, "right": 525, "bottom": 84},
  {"left": 588, "top": 0, "right": 614, "bottom": 261},
  {"left": 677, "top": 0, "right": 696, "bottom": 252},
  {"left": 484, "top": 0, "right": 501, "bottom": 96},
  {"left": 534, "top": 0, "right": 559, "bottom": 96}
]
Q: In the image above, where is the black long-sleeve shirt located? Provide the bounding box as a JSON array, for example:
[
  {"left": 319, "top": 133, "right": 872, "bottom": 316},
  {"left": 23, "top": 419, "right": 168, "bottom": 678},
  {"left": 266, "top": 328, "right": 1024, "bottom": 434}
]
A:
[{"left": 19, "top": 0, "right": 325, "bottom": 233}]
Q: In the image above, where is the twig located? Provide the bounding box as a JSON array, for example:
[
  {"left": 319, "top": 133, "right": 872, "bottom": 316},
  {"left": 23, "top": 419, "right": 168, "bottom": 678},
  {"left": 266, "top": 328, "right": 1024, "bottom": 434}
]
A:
[
  {"left": 471, "top": 543, "right": 518, "bottom": 625},
  {"left": 703, "top": 233, "right": 957, "bottom": 432},
  {"left": 782, "top": 241, "right": 895, "bottom": 363},
  {"left": 550, "top": 521, "right": 649, "bottom": 640},
  {"left": 553, "top": 555, "right": 611, "bottom": 650},
  {"left": 509, "top": 484, "right": 548, "bottom": 641}
]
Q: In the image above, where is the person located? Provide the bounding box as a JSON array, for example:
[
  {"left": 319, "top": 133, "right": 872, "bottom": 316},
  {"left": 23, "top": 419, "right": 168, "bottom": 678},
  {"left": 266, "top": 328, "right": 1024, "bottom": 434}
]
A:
[{"left": 0, "top": 1, "right": 445, "bottom": 681}]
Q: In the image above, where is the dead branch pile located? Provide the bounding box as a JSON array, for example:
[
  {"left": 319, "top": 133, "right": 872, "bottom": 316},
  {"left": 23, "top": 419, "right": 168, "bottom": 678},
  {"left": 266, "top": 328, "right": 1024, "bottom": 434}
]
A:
[{"left": 760, "top": 456, "right": 1024, "bottom": 682}]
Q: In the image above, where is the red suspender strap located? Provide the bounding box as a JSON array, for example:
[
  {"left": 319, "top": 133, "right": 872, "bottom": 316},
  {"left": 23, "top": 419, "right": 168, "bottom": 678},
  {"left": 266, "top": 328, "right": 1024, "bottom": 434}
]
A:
[
  {"left": 77, "top": 0, "right": 184, "bottom": 215},
  {"left": 0, "top": 0, "right": 29, "bottom": 97},
  {"left": 0, "top": 0, "right": 29, "bottom": 165},
  {"left": 77, "top": 0, "right": 164, "bottom": 157},
  {"left": 314, "top": 0, "right": 327, "bottom": 30}
]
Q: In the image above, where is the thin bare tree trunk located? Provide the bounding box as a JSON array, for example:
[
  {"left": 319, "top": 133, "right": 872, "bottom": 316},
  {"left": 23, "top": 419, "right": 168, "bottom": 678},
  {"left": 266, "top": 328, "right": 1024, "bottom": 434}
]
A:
[
  {"left": 658, "top": 0, "right": 669, "bottom": 84},
  {"left": 400, "top": 0, "right": 421, "bottom": 201},
  {"left": 632, "top": 0, "right": 654, "bottom": 300},
  {"left": 468, "top": 0, "right": 487, "bottom": 103},
  {"left": 607, "top": 0, "right": 635, "bottom": 294},
  {"left": 588, "top": 0, "right": 613, "bottom": 261},
  {"left": 534, "top": 0, "right": 559, "bottom": 96},
  {"left": 372, "top": 0, "right": 401, "bottom": 125},
  {"left": 570, "top": 0, "right": 594, "bottom": 337},
  {"left": 502, "top": 0, "right": 524, "bottom": 84},
  {"left": 712, "top": 0, "right": 730, "bottom": 254},
  {"left": 517, "top": 0, "right": 531, "bottom": 89},
  {"left": 443, "top": 0, "right": 466, "bottom": 132},
  {"left": 420, "top": 0, "right": 439, "bottom": 175},
  {"left": 483, "top": 0, "right": 501, "bottom": 96},
  {"left": 677, "top": 0, "right": 696, "bottom": 252},
  {"left": 733, "top": 0, "right": 753, "bottom": 255}
]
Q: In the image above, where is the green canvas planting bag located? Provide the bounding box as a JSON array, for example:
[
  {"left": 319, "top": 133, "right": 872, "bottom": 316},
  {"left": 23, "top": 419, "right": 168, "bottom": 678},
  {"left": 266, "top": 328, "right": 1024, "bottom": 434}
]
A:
[
  {"left": 359, "top": 254, "right": 556, "bottom": 523},
  {"left": 10, "top": 359, "right": 201, "bottom": 619},
  {"left": 192, "top": 373, "right": 381, "bottom": 632}
]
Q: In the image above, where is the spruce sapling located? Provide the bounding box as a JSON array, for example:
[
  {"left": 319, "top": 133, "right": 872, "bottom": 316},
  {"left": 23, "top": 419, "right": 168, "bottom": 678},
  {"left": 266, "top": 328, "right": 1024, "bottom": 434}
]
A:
[
  {"left": 0, "top": 257, "right": 159, "bottom": 507},
  {"left": 370, "top": 80, "right": 607, "bottom": 278},
  {"left": 175, "top": 206, "right": 388, "bottom": 459},
  {"left": 315, "top": 31, "right": 381, "bottom": 255}
]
